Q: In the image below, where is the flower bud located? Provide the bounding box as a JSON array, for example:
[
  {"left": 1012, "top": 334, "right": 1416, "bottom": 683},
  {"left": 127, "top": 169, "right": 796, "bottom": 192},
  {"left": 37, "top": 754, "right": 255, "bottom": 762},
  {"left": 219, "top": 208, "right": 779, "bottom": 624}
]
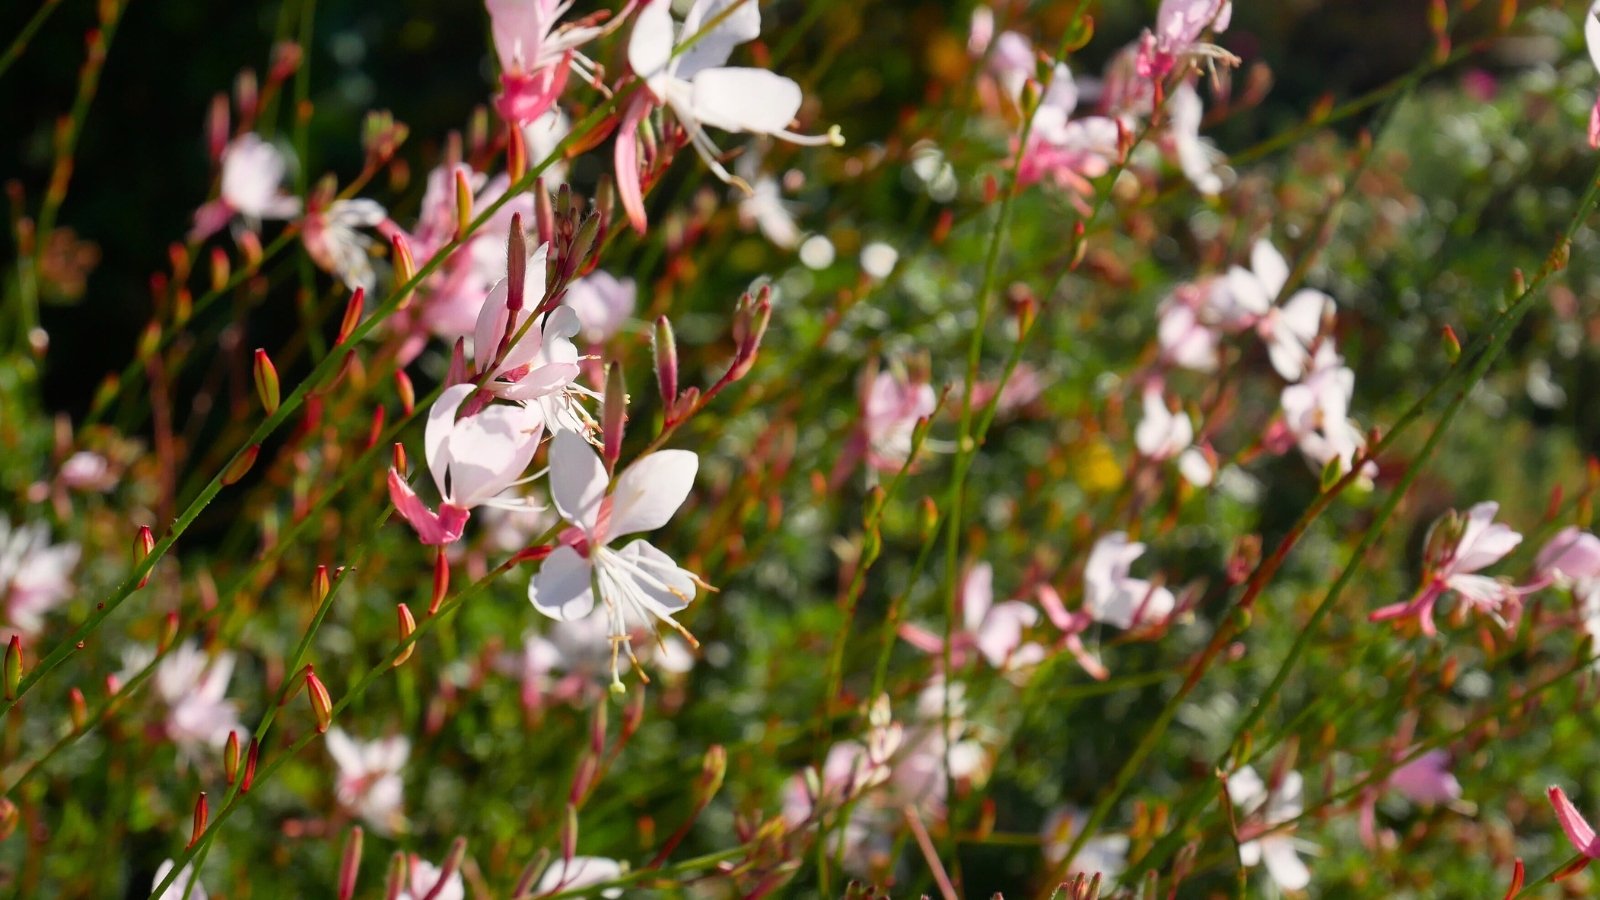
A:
[
  {"left": 430, "top": 549, "right": 449, "bottom": 615},
  {"left": 159, "top": 611, "right": 179, "bottom": 653},
  {"left": 392, "top": 443, "right": 408, "bottom": 474},
  {"left": 653, "top": 316, "right": 679, "bottom": 410},
  {"left": 337, "top": 286, "right": 367, "bottom": 345},
  {"left": 0, "top": 798, "right": 16, "bottom": 841},
  {"left": 221, "top": 444, "right": 260, "bottom": 486},
  {"left": 384, "top": 851, "right": 409, "bottom": 900},
  {"left": 206, "top": 93, "right": 229, "bottom": 163},
  {"left": 188, "top": 791, "right": 208, "bottom": 849},
  {"left": 505, "top": 213, "right": 528, "bottom": 313},
  {"left": 209, "top": 247, "right": 230, "bottom": 293},
  {"left": 224, "top": 730, "right": 241, "bottom": 785},
  {"left": 339, "top": 827, "right": 364, "bottom": 900},
  {"left": 561, "top": 803, "right": 579, "bottom": 862},
  {"left": 1441, "top": 325, "right": 1461, "bottom": 364},
  {"left": 242, "top": 737, "right": 260, "bottom": 793},
  {"left": 134, "top": 525, "right": 156, "bottom": 589},
  {"left": 438, "top": 836, "right": 468, "bottom": 886},
  {"left": 453, "top": 167, "right": 473, "bottom": 242},
  {"left": 697, "top": 745, "right": 727, "bottom": 804},
  {"left": 313, "top": 565, "right": 331, "bottom": 606},
  {"left": 69, "top": 687, "right": 88, "bottom": 730},
  {"left": 603, "top": 363, "right": 627, "bottom": 469},
  {"left": 306, "top": 669, "right": 333, "bottom": 733},
  {"left": 535, "top": 178, "right": 555, "bottom": 246},
  {"left": 394, "top": 603, "right": 416, "bottom": 668},
  {"left": 507, "top": 123, "right": 527, "bottom": 183},
  {"left": 392, "top": 371, "right": 415, "bottom": 418},
  {"left": 253, "top": 348, "right": 280, "bottom": 415},
  {"left": 390, "top": 234, "right": 415, "bottom": 306}
]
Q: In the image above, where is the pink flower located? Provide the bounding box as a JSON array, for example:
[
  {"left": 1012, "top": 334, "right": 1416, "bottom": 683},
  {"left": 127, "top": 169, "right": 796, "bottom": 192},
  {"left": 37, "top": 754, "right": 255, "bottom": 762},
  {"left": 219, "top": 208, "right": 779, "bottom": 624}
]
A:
[
  {"left": 561, "top": 270, "right": 637, "bottom": 343},
  {"left": 59, "top": 451, "right": 114, "bottom": 492},
  {"left": 899, "top": 562, "right": 1045, "bottom": 672},
  {"left": 1228, "top": 765, "right": 1312, "bottom": 892},
  {"left": 1549, "top": 785, "right": 1600, "bottom": 864},
  {"left": 397, "top": 856, "right": 464, "bottom": 900},
  {"left": 326, "top": 728, "right": 409, "bottom": 834},
  {"left": 1083, "top": 533, "right": 1176, "bottom": 630},
  {"left": 136, "top": 641, "right": 244, "bottom": 758},
  {"left": 861, "top": 370, "right": 936, "bottom": 471},
  {"left": 0, "top": 516, "right": 79, "bottom": 637},
  {"left": 1536, "top": 526, "right": 1600, "bottom": 584},
  {"left": 1370, "top": 502, "right": 1525, "bottom": 636},
  {"left": 1135, "top": 0, "right": 1234, "bottom": 83},
  {"left": 1218, "top": 239, "right": 1333, "bottom": 380},
  {"left": 470, "top": 248, "right": 582, "bottom": 405},
  {"left": 1015, "top": 64, "right": 1120, "bottom": 204},
  {"left": 485, "top": 0, "right": 614, "bottom": 126},
  {"left": 527, "top": 431, "right": 704, "bottom": 688},
  {"left": 388, "top": 385, "right": 545, "bottom": 545},
  {"left": 190, "top": 133, "right": 301, "bottom": 241},
  {"left": 1157, "top": 281, "right": 1221, "bottom": 372},
  {"left": 618, "top": 0, "right": 840, "bottom": 231}
]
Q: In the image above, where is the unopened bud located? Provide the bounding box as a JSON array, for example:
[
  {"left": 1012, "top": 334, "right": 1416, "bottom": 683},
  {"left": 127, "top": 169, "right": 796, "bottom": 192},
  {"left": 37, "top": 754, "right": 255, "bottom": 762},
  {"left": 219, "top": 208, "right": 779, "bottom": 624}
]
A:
[
  {"left": 339, "top": 826, "right": 364, "bottom": 900},
  {"left": 306, "top": 669, "right": 333, "bottom": 733},
  {"left": 159, "top": 611, "right": 179, "bottom": 652},
  {"left": 390, "top": 235, "right": 415, "bottom": 305},
  {"left": 505, "top": 214, "right": 528, "bottom": 312},
  {"left": 1062, "top": 13, "right": 1095, "bottom": 52},
  {"left": 337, "top": 287, "right": 367, "bottom": 345},
  {"left": 207, "top": 93, "right": 229, "bottom": 163},
  {"left": 507, "top": 123, "right": 527, "bottom": 183},
  {"left": 536, "top": 179, "right": 555, "bottom": 246},
  {"left": 392, "top": 443, "right": 408, "bottom": 473},
  {"left": 394, "top": 370, "right": 415, "bottom": 415},
  {"left": 430, "top": 549, "right": 449, "bottom": 615},
  {"left": 561, "top": 803, "right": 579, "bottom": 862},
  {"left": 221, "top": 444, "right": 260, "bottom": 486},
  {"left": 0, "top": 798, "right": 16, "bottom": 841},
  {"left": 394, "top": 603, "right": 416, "bottom": 668},
  {"left": 438, "top": 836, "right": 468, "bottom": 887},
  {"left": 1320, "top": 455, "right": 1343, "bottom": 490},
  {"left": 919, "top": 496, "right": 939, "bottom": 543},
  {"left": 653, "top": 316, "right": 679, "bottom": 409},
  {"left": 242, "top": 737, "right": 260, "bottom": 792},
  {"left": 224, "top": 730, "right": 241, "bottom": 785},
  {"left": 313, "top": 565, "right": 331, "bottom": 606},
  {"left": 1441, "top": 325, "right": 1461, "bottom": 364},
  {"left": 134, "top": 525, "right": 156, "bottom": 588},
  {"left": 209, "top": 247, "right": 230, "bottom": 292},
  {"left": 188, "top": 791, "right": 208, "bottom": 849},
  {"left": 697, "top": 745, "right": 727, "bottom": 802},
  {"left": 384, "top": 851, "right": 409, "bottom": 900},
  {"left": 253, "top": 348, "right": 280, "bottom": 415},
  {"left": 603, "top": 363, "right": 627, "bottom": 469},
  {"left": 454, "top": 168, "right": 473, "bottom": 242},
  {"left": 69, "top": 687, "right": 88, "bottom": 730}
]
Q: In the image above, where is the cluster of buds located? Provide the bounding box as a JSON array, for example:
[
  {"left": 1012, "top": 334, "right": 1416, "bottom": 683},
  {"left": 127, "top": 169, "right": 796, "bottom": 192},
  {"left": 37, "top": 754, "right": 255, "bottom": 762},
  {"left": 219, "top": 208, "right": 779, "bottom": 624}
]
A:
[{"left": 654, "top": 286, "right": 773, "bottom": 431}]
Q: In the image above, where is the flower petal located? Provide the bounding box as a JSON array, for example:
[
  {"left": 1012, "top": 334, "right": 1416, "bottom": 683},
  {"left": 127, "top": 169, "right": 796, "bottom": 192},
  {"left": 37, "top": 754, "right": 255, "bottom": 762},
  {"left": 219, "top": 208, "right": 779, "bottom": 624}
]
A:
[
  {"left": 614, "top": 539, "right": 697, "bottom": 615},
  {"left": 687, "top": 67, "right": 803, "bottom": 135},
  {"left": 425, "top": 384, "right": 477, "bottom": 498},
  {"left": 528, "top": 545, "right": 596, "bottom": 621},
  {"left": 549, "top": 429, "right": 609, "bottom": 534},
  {"left": 608, "top": 449, "right": 699, "bottom": 537}
]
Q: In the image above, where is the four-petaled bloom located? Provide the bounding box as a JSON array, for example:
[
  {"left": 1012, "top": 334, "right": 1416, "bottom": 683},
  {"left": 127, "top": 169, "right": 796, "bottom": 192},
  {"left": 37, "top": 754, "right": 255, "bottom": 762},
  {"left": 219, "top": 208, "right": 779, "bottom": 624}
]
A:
[
  {"left": 302, "top": 198, "right": 391, "bottom": 291},
  {"left": 861, "top": 369, "right": 937, "bottom": 472},
  {"left": 1136, "top": 0, "right": 1234, "bottom": 83},
  {"left": 144, "top": 641, "right": 245, "bottom": 758},
  {"left": 1370, "top": 502, "right": 1525, "bottom": 636},
  {"left": 190, "top": 133, "right": 302, "bottom": 241},
  {"left": 486, "top": 0, "right": 612, "bottom": 126},
  {"left": 470, "top": 247, "right": 582, "bottom": 405},
  {"left": 619, "top": 0, "right": 839, "bottom": 230},
  {"left": 1228, "top": 765, "right": 1312, "bottom": 892},
  {"left": 1278, "top": 343, "right": 1371, "bottom": 478},
  {"left": 326, "top": 727, "right": 409, "bottom": 834},
  {"left": 528, "top": 430, "right": 704, "bottom": 689},
  {"left": 388, "top": 384, "right": 545, "bottom": 545}
]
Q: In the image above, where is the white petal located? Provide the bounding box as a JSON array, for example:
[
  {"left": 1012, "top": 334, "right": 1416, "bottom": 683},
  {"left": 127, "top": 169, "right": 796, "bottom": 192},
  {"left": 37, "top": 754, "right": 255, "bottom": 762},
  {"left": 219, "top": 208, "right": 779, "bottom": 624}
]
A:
[
  {"left": 609, "top": 450, "right": 699, "bottom": 537},
  {"left": 688, "top": 68, "right": 803, "bottom": 134},
  {"left": 1250, "top": 239, "right": 1289, "bottom": 298},
  {"left": 676, "top": 0, "right": 762, "bottom": 79},
  {"left": 444, "top": 403, "right": 543, "bottom": 505},
  {"left": 529, "top": 545, "right": 596, "bottom": 620},
  {"left": 1261, "top": 838, "right": 1311, "bottom": 891},
  {"left": 549, "top": 430, "right": 608, "bottom": 533},
  {"left": 628, "top": 0, "right": 677, "bottom": 83},
  {"left": 961, "top": 562, "right": 994, "bottom": 634},
  {"left": 1588, "top": 2, "right": 1600, "bottom": 74},
  {"left": 425, "top": 385, "right": 477, "bottom": 498},
  {"left": 614, "top": 540, "right": 697, "bottom": 615}
]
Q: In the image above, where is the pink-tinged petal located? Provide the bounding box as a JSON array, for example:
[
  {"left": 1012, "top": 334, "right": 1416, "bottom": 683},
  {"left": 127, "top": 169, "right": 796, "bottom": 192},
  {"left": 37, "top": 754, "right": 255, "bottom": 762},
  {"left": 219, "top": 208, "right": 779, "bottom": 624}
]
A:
[
  {"left": 1452, "top": 502, "right": 1521, "bottom": 573},
  {"left": 616, "top": 93, "right": 651, "bottom": 233},
  {"left": 326, "top": 727, "right": 363, "bottom": 774},
  {"left": 528, "top": 544, "right": 596, "bottom": 620},
  {"left": 628, "top": 0, "right": 676, "bottom": 88},
  {"left": 898, "top": 622, "right": 946, "bottom": 655},
  {"left": 425, "top": 384, "right": 476, "bottom": 498},
  {"left": 387, "top": 469, "right": 465, "bottom": 545},
  {"left": 1221, "top": 265, "right": 1271, "bottom": 320},
  {"left": 188, "top": 200, "right": 234, "bottom": 242},
  {"left": 688, "top": 67, "right": 804, "bottom": 135},
  {"left": 498, "top": 363, "right": 581, "bottom": 401},
  {"left": 1279, "top": 289, "right": 1330, "bottom": 344},
  {"left": 443, "top": 403, "right": 543, "bottom": 505},
  {"left": 1549, "top": 786, "right": 1600, "bottom": 858},
  {"left": 975, "top": 601, "right": 1039, "bottom": 668},
  {"left": 609, "top": 449, "right": 699, "bottom": 537},
  {"left": 1537, "top": 527, "right": 1600, "bottom": 581},
  {"left": 1389, "top": 750, "right": 1462, "bottom": 805},
  {"left": 1590, "top": 98, "right": 1600, "bottom": 151},
  {"left": 614, "top": 540, "right": 696, "bottom": 616},
  {"left": 549, "top": 430, "right": 609, "bottom": 534},
  {"left": 961, "top": 562, "right": 995, "bottom": 633}
]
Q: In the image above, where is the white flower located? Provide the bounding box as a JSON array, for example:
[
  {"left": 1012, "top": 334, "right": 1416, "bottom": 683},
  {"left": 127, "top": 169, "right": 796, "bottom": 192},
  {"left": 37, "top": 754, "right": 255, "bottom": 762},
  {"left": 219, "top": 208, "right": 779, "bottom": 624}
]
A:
[
  {"left": 1217, "top": 239, "right": 1333, "bottom": 380},
  {"left": 627, "top": 0, "right": 838, "bottom": 185},
  {"left": 303, "top": 198, "right": 388, "bottom": 291},
  {"left": 1084, "top": 533, "right": 1176, "bottom": 630},
  {"left": 528, "top": 431, "right": 704, "bottom": 688},
  {"left": 152, "top": 859, "right": 208, "bottom": 900},
  {"left": 1167, "top": 83, "right": 1224, "bottom": 194},
  {"left": 152, "top": 642, "right": 244, "bottom": 756},
  {"left": 220, "top": 133, "right": 302, "bottom": 222},
  {"left": 1228, "top": 765, "right": 1312, "bottom": 892},
  {"left": 326, "top": 728, "right": 409, "bottom": 834},
  {"left": 1279, "top": 343, "right": 1370, "bottom": 478},
  {"left": 534, "top": 856, "right": 625, "bottom": 898},
  {"left": 739, "top": 174, "right": 801, "bottom": 249},
  {"left": 522, "top": 105, "right": 572, "bottom": 185},
  {"left": 0, "top": 516, "right": 79, "bottom": 637},
  {"left": 397, "top": 856, "right": 463, "bottom": 900}
]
